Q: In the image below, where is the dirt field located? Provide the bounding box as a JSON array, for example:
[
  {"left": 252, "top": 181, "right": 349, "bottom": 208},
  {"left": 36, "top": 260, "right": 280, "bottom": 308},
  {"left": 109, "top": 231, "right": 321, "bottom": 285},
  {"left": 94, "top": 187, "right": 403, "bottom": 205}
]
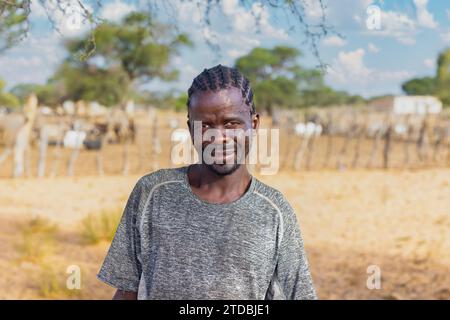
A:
[
  {"left": 1, "top": 168, "right": 449, "bottom": 299},
  {"left": 1, "top": 109, "right": 449, "bottom": 299}
]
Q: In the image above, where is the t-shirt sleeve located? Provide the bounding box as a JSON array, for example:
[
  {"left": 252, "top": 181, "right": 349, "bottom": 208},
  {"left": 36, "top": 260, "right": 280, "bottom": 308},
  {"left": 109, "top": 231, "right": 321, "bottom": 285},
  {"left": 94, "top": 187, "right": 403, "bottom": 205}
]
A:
[
  {"left": 267, "top": 194, "right": 317, "bottom": 300},
  {"left": 97, "top": 178, "right": 145, "bottom": 292}
]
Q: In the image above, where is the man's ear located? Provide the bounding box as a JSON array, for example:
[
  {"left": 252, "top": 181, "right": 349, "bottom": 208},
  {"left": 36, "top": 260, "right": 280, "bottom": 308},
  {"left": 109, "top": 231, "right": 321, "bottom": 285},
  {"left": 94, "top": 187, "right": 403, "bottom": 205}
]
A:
[
  {"left": 187, "top": 118, "right": 192, "bottom": 134},
  {"left": 252, "top": 113, "right": 260, "bottom": 130}
]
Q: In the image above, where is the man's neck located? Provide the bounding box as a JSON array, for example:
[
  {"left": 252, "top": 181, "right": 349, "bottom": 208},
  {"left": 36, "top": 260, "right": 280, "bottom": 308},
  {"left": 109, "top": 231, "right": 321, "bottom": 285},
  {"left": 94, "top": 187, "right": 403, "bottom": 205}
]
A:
[{"left": 187, "top": 164, "right": 252, "bottom": 201}]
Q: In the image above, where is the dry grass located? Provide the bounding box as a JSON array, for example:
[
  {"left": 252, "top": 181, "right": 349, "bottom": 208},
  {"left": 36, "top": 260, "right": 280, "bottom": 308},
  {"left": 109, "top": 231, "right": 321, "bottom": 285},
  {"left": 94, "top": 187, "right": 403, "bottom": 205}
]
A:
[
  {"left": 15, "top": 216, "right": 58, "bottom": 263},
  {"left": 1, "top": 169, "right": 449, "bottom": 299},
  {"left": 13, "top": 217, "right": 82, "bottom": 298},
  {"left": 35, "top": 263, "right": 65, "bottom": 298},
  {"left": 34, "top": 262, "right": 83, "bottom": 299},
  {"left": 80, "top": 208, "right": 122, "bottom": 245}
]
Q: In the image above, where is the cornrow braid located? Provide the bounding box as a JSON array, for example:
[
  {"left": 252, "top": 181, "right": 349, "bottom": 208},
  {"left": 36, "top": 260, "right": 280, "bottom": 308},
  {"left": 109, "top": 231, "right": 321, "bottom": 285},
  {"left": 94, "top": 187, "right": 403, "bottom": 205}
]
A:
[{"left": 187, "top": 64, "right": 256, "bottom": 115}]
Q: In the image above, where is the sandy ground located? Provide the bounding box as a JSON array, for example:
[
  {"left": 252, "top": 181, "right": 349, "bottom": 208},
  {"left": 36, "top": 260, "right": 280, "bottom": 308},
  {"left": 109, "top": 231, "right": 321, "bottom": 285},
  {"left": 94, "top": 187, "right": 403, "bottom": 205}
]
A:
[
  {"left": 0, "top": 168, "right": 449, "bottom": 299},
  {"left": 1, "top": 109, "right": 449, "bottom": 299}
]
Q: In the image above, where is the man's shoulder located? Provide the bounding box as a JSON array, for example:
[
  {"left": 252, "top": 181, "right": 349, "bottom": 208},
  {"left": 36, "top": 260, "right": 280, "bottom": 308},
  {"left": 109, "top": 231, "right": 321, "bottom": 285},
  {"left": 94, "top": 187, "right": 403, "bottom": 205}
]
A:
[
  {"left": 252, "top": 178, "right": 300, "bottom": 230},
  {"left": 136, "top": 166, "right": 187, "bottom": 191},
  {"left": 252, "top": 177, "right": 293, "bottom": 213}
]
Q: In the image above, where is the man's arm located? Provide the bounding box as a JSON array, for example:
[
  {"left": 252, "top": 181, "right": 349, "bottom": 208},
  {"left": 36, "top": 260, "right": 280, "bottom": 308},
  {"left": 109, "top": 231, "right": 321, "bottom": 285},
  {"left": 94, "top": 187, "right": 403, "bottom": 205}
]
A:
[
  {"left": 273, "top": 194, "right": 317, "bottom": 300},
  {"left": 113, "top": 289, "right": 138, "bottom": 300},
  {"left": 97, "top": 178, "right": 145, "bottom": 297}
]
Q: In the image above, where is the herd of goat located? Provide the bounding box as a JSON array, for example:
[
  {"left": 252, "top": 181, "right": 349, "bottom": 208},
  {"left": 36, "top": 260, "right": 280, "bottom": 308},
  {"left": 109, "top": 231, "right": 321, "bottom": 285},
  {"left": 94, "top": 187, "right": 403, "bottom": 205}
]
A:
[{"left": 0, "top": 95, "right": 449, "bottom": 178}]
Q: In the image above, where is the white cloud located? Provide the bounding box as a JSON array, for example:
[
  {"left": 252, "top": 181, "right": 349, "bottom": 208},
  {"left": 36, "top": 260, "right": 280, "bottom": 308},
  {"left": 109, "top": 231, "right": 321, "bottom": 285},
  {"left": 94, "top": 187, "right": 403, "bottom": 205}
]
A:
[
  {"left": 145, "top": 0, "right": 279, "bottom": 92},
  {"left": 142, "top": 0, "right": 278, "bottom": 91},
  {"left": 100, "top": 0, "right": 136, "bottom": 22},
  {"left": 423, "top": 58, "right": 434, "bottom": 68},
  {"left": 302, "top": 0, "right": 326, "bottom": 20},
  {"left": 34, "top": 0, "right": 95, "bottom": 37},
  {"left": 201, "top": 27, "right": 220, "bottom": 45},
  {"left": 413, "top": 0, "right": 438, "bottom": 29},
  {"left": 143, "top": 56, "right": 199, "bottom": 93},
  {"left": 327, "top": 49, "right": 371, "bottom": 83},
  {"left": 368, "top": 43, "right": 380, "bottom": 53},
  {"left": 227, "top": 49, "right": 246, "bottom": 59},
  {"left": 398, "top": 37, "right": 416, "bottom": 45},
  {"left": 172, "top": 57, "right": 199, "bottom": 89},
  {"left": 176, "top": 0, "right": 271, "bottom": 64},
  {"left": 220, "top": 0, "right": 287, "bottom": 40},
  {"left": 0, "top": 33, "right": 65, "bottom": 88},
  {"left": 30, "top": 1, "right": 48, "bottom": 18},
  {"left": 441, "top": 30, "right": 450, "bottom": 43},
  {"left": 378, "top": 10, "right": 417, "bottom": 45},
  {"left": 317, "top": 1, "right": 427, "bottom": 47},
  {"left": 363, "top": 1, "right": 437, "bottom": 45},
  {"left": 327, "top": 48, "right": 414, "bottom": 87},
  {"left": 322, "top": 35, "right": 347, "bottom": 47},
  {"left": 221, "top": 0, "right": 236, "bottom": 15},
  {"left": 221, "top": 34, "right": 260, "bottom": 62},
  {"left": 360, "top": 7, "right": 419, "bottom": 45},
  {"left": 317, "top": 1, "right": 374, "bottom": 31}
]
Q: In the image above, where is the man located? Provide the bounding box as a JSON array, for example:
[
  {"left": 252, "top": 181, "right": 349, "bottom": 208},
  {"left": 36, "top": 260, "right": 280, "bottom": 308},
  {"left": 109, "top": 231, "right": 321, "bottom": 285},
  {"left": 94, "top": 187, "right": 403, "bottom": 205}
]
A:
[{"left": 97, "top": 64, "right": 317, "bottom": 300}]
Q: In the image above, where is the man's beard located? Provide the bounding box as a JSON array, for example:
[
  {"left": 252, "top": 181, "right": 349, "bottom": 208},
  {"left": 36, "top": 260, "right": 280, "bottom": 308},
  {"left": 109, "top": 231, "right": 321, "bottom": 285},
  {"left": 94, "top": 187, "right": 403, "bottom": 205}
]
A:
[
  {"left": 208, "top": 162, "right": 241, "bottom": 176},
  {"left": 200, "top": 139, "right": 249, "bottom": 176}
]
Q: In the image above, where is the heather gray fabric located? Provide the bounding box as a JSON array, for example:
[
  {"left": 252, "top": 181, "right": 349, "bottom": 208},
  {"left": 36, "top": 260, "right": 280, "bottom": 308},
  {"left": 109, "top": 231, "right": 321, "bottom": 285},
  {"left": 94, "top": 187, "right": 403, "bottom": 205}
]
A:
[{"left": 97, "top": 166, "right": 317, "bottom": 300}]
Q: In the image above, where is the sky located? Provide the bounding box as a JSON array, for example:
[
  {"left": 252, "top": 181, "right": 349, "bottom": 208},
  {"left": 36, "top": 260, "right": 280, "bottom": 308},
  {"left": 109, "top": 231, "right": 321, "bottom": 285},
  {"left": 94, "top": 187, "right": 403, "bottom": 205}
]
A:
[{"left": 0, "top": 0, "right": 449, "bottom": 99}]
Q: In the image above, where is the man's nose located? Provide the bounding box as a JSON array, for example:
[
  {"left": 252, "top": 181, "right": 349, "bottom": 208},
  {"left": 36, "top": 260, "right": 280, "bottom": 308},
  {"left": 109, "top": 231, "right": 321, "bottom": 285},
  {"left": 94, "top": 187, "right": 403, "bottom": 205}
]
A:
[{"left": 206, "top": 127, "right": 234, "bottom": 145}]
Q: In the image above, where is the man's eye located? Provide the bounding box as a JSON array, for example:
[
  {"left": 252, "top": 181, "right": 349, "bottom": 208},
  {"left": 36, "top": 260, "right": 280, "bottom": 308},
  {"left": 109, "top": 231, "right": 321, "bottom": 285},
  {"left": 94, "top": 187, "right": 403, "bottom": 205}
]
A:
[
  {"left": 202, "top": 123, "right": 210, "bottom": 129},
  {"left": 225, "top": 121, "right": 240, "bottom": 127}
]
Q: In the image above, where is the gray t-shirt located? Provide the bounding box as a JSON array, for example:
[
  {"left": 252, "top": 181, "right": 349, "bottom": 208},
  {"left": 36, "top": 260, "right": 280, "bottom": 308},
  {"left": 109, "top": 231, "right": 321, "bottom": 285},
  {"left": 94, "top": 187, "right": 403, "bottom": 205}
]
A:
[{"left": 97, "top": 166, "right": 317, "bottom": 300}]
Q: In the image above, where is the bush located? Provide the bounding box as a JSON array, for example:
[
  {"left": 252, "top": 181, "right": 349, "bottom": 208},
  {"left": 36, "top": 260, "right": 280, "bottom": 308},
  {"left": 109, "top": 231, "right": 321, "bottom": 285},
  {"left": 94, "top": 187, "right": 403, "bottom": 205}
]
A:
[
  {"left": 16, "top": 217, "right": 58, "bottom": 263},
  {"left": 80, "top": 208, "right": 122, "bottom": 245}
]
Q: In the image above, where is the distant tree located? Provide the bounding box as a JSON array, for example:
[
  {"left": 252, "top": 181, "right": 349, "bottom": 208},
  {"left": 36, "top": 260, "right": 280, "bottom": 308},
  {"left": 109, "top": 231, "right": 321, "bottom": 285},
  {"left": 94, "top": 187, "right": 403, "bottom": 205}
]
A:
[
  {"left": 0, "top": 79, "right": 20, "bottom": 108},
  {"left": 236, "top": 46, "right": 305, "bottom": 113},
  {"left": 436, "top": 49, "right": 450, "bottom": 105},
  {"left": 10, "top": 82, "right": 61, "bottom": 106},
  {"left": 53, "top": 63, "right": 129, "bottom": 106},
  {"left": 0, "top": 0, "right": 30, "bottom": 52},
  {"left": 401, "top": 77, "right": 436, "bottom": 96},
  {"left": 53, "top": 12, "right": 192, "bottom": 106},
  {"left": 174, "top": 93, "right": 188, "bottom": 112},
  {"left": 401, "top": 49, "right": 450, "bottom": 106},
  {"left": 303, "top": 86, "right": 365, "bottom": 107},
  {"left": 235, "top": 46, "right": 363, "bottom": 112},
  {"left": 146, "top": 91, "right": 188, "bottom": 112}
]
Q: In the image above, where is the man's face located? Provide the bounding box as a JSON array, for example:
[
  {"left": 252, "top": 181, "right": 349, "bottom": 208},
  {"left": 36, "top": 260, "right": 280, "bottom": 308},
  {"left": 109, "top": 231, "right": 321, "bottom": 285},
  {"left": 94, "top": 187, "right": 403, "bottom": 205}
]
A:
[{"left": 187, "top": 87, "right": 260, "bottom": 175}]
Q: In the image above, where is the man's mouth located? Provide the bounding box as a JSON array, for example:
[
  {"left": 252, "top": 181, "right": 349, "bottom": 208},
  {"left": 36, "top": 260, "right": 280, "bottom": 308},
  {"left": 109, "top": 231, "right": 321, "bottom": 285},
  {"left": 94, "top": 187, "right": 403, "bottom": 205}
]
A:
[
  {"left": 205, "top": 145, "right": 237, "bottom": 164},
  {"left": 213, "top": 149, "right": 235, "bottom": 161},
  {"left": 212, "top": 148, "right": 235, "bottom": 156}
]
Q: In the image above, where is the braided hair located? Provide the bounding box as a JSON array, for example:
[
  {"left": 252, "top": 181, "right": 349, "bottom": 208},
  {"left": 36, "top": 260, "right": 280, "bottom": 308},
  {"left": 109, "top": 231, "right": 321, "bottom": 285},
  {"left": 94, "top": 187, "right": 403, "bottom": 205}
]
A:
[{"left": 187, "top": 64, "right": 256, "bottom": 115}]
